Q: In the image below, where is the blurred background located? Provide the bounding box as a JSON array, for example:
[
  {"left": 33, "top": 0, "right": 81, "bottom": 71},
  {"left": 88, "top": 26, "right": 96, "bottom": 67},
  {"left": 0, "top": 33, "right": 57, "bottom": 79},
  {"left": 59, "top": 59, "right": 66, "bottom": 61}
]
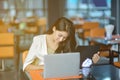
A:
[{"left": 0, "top": 0, "right": 120, "bottom": 80}]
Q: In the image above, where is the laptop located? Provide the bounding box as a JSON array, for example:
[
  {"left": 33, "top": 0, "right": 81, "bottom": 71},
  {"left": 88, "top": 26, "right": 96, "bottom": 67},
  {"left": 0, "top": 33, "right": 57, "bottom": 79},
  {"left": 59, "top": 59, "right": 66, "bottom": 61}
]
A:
[
  {"left": 76, "top": 45, "right": 99, "bottom": 68},
  {"left": 43, "top": 52, "right": 80, "bottom": 78}
]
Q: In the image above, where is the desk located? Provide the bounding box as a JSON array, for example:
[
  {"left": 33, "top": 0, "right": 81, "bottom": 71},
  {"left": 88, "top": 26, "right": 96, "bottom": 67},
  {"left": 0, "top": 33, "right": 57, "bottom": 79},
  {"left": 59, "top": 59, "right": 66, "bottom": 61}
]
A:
[
  {"left": 87, "top": 35, "right": 120, "bottom": 63},
  {"left": 91, "top": 64, "right": 120, "bottom": 80},
  {"left": 27, "top": 69, "right": 96, "bottom": 80},
  {"left": 28, "top": 69, "right": 83, "bottom": 80},
  {"left": 24, "top": 65, "right": 119, "bottom": 80}
]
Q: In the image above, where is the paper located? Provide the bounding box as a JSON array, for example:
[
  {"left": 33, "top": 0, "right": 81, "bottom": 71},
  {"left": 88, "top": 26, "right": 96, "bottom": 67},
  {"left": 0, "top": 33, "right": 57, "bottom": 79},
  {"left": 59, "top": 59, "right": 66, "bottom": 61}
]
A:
[{"left": 82, "top": 58, "right": 92, "bottom": 67}]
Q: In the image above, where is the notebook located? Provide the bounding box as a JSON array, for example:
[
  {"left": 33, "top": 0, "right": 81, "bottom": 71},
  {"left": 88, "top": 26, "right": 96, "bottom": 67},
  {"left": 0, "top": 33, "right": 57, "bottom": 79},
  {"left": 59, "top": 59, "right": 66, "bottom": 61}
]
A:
[
  {"left": 76, "top": 46, "right": 99, "bottom": 68},
  {"left": 43, "top": 52, "right": 80, "bottom": 78}
]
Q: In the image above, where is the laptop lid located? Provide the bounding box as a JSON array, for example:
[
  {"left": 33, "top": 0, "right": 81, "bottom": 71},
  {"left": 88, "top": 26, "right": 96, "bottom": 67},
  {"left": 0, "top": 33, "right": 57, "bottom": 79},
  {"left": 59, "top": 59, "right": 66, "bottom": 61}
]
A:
[
  {"left": 43, "top": 52, "right": 80, "bottom": 78},
  {"left": 76, "top": 46, "right": 99, "bottom": 68}
]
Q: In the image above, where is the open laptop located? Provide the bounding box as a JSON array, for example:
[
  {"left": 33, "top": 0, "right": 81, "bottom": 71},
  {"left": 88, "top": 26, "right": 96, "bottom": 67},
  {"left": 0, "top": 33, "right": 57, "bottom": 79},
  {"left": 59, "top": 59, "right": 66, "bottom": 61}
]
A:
[
  {"left": 43, "top": 52, "right": 80, "bottom": 78},
  {"left": 76, "top": 45, "right": 100, "bottom": 68}
]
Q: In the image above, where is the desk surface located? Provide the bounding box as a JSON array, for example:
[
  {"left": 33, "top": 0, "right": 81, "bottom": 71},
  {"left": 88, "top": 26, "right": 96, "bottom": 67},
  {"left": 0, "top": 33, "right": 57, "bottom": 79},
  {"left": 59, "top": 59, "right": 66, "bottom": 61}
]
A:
[
  {"left": 28, "top": 69, "right": 95, "bottom": 80},
  {"left": 91, "top": 64, "right": 120, "bottom": 80},
  {"left": 29, "top": 69, "right": 83, "bottom": 80},
  {"left": 26, "top": 65, "right": 119, "bottom": 80},
  {"left": 87, "top": 35, "right": 120, "bottom": 45}
]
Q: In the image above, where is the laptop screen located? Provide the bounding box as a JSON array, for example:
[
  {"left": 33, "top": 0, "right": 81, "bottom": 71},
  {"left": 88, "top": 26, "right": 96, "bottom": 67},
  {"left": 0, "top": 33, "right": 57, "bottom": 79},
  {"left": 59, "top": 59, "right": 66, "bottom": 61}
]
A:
[
  {"left": 43, "top": 52, "right": 80, "bottom": 78},
  {"left": 76, "top": 46, "right": 99, "bottom": 68}
]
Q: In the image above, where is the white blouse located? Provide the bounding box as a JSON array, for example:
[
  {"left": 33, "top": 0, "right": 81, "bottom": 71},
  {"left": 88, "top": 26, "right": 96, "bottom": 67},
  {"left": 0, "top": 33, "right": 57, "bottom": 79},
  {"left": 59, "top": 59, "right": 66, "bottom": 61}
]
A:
[{"left": 23, "top": 35, "right": 48, "bottom": 71}]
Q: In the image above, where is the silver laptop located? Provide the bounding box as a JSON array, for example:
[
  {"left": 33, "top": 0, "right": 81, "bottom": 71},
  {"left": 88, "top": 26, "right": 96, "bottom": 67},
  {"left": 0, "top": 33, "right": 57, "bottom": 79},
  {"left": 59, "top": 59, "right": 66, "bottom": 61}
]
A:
[{"left": 43, "top": 52, "right": 80, "bottom": 78}]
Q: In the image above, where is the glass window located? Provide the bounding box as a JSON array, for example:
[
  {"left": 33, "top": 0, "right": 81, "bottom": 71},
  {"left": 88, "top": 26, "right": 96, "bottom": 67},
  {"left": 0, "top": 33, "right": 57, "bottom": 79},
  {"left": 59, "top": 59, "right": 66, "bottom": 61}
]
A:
[
  {"left": 65, "top": 0, "right": 111, "bottom": 26},
  {"left": 0, "top": 0, "right": 47, "bottom": 19},
  {"left": 66, "top": 0, "right": 78, "bottom": 9}
]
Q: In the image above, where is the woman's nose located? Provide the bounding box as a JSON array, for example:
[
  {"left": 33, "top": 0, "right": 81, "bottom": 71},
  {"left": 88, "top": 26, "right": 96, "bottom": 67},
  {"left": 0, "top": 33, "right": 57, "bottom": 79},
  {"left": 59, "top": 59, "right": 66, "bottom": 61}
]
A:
[{"left": 59, "top": 37, "right": 64, "bottom": 42}]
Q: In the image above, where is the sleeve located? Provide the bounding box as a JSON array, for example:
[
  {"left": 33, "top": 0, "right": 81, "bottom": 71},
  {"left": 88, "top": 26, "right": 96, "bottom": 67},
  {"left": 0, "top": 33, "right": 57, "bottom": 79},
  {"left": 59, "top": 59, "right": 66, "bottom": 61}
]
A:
[
  {"left": 96, "top": 57, "right": 109, "bottom": 64},
  {"left": 23, "top": 36, "right": 40, "bottom": 71}
]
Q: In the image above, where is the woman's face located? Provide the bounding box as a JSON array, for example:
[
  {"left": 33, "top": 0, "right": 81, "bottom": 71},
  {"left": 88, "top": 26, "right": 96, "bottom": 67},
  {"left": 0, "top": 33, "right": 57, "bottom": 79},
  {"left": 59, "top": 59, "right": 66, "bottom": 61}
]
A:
[{"left": 52, "top": 27, "right": 68, "bottom": 43}]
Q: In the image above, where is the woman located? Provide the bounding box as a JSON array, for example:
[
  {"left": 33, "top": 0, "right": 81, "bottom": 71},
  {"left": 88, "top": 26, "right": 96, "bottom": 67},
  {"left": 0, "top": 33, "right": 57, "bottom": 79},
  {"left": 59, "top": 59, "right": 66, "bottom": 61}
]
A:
[
  {"left": 23, "top": 17, "right": 102, "bottom": 72},
  {"left": 23, "top": 17, "right": 77, "bottom": 72}
]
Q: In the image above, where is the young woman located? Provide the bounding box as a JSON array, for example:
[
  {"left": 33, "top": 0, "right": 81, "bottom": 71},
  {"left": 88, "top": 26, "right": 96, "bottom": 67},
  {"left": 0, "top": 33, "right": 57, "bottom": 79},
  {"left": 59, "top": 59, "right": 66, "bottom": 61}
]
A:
[
  {"left": 23, "top": 17, "right": 103, "bottom": 72},
  {"left": 23, "top": 17, "right": 77, "bottom": 72}
]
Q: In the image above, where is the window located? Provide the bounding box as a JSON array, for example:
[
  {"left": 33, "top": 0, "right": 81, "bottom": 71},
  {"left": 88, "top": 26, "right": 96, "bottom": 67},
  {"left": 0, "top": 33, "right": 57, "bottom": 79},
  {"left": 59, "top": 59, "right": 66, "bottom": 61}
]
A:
[
  {"left": 65, "top": 0, "right": 111, "bottom": 26},
  {"left": 0, "top": 0, "right": 47, "bottom": 19}
]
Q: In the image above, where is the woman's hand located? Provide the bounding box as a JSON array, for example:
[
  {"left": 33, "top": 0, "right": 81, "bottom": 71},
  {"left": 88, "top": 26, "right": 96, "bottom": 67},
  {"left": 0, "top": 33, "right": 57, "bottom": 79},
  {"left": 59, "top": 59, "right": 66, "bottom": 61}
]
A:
[{"left": 92, "top": 52, "right": 100, "bottom": 64}]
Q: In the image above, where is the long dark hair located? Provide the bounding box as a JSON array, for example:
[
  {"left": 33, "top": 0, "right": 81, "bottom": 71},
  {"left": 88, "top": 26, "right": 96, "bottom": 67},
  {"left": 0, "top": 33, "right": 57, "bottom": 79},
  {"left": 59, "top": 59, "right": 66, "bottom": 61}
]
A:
[{"left": 46, "top": 17, "right": 76, "bottom": 53}]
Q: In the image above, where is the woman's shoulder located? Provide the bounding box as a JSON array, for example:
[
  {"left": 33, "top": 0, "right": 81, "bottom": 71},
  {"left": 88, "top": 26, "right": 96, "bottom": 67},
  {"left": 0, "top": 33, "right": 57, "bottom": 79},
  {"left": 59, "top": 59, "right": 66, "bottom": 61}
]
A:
[
  {"left": 34, "top": 34, "right": 46, "bottom": 38},
  {"left": 33, "top": 34, "right": 46, "bottom": 41}
]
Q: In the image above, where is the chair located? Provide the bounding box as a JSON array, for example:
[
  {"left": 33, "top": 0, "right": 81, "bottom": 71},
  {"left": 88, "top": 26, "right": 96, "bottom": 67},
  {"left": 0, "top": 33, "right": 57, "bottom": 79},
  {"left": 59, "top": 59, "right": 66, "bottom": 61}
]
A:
[
  {"left": 22, "top": 50, "right": 33, "bottom": 80},
  {"left": 22, "top": 50, "right": 28, "bottom": 64},
  {"left": 0, "top": 22, "right": 10, "bottom": 33},
  {"left": 89, "top": 27, "right": 106, "bottom": 46},
  {"left": 0, "top": 33, "right": 15, "bottom": 71},
  {"left": 23, "top": 16, "right": 39, "bottom": 35},
  {"left": 90, "top": 27, "right": 105, "bottom": 38},
  {"left": 82, "top": 21, "right": 99, "bottom": 38},
  {"left": 114, "top": 62, "right": 120, "bottom": 68},
  {"left": 78, "top": 21, "right": 99, "bottom": 44}
]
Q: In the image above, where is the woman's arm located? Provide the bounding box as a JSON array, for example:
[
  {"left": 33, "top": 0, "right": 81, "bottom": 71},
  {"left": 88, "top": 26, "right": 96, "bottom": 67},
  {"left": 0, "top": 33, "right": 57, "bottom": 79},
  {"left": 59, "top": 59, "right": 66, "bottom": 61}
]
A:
[
  {"left": 25, "top": 64, "right": 44, "bottom": 72},
  {"left": 23, "top": 36, "right": 42, "bottom": 71}
]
